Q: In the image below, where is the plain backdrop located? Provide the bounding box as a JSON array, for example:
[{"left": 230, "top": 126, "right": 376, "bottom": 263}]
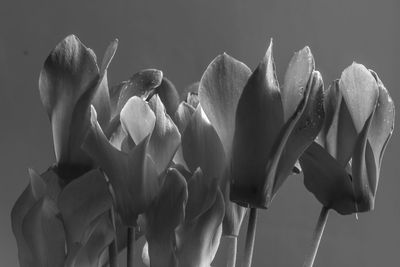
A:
[{"left": 0, "top": 0, "right": 399, "bottom": 266}]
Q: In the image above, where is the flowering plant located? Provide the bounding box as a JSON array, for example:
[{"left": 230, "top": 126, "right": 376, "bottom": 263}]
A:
[{"left": 12, "top": 35, "right": 394, "bottom": 267}]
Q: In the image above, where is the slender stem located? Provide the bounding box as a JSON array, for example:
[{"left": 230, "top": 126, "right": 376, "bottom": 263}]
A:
[
  {"left": 108, "top": 206, "right": 118, "bottom": 267},
  {"left": 303, "top": 206, "right": 330, "bottom": 267},
  {"left": 242, "top": 208, "right": 258, "bottom": 267},
  {"left": 226, "top": 236, "right": 238, "bottom": 267},
  {"left": 127, "top": 227, "right": 135, "bottom": 267}
]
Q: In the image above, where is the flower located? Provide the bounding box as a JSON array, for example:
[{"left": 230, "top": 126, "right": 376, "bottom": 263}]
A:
[
  {"left": 299, "top": 63, "right": 395, "bottom": 214},
  {"left": 230, "top": 39, "right": 325, "bottom": 209},
  {"left": 82, "top": 94, "right": 181, "bottom": 226}
]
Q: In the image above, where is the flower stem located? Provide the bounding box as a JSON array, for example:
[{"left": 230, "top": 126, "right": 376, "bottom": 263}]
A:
[
  {"left": 303, "top": 206, "right": 330, "bottom": 267},
  {"left": 226, "top": 236, "right": 238, "bottom": 267},
  {"left": 242, "top": 207, "right": 258, "bottom": 267},
  {"left": 108, "top": 206, "right": 118, "bottom": 267},
  {"left": 127, "top": 227, "right": 135, "bottom": 267}
]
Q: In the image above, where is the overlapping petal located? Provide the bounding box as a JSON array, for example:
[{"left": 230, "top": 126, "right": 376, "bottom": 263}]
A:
[
  {"left": 39, "top": 35, "right": 100, "bottom": 178},
  {"left": 153, "top": 77, "right": 180, "bottom": 117},
  {"left": 176, "top": 169, "right": 224, "bottom": 267},
  {"left": 144, "top": 168, "right": 188, "bottom": 267}
]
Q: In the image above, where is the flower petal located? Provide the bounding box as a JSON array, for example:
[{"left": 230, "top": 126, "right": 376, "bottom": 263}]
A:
[
  {"left": 281, "top": 46, "right": 315, "bottom": 122},
  {"left": 153, "top": 77, "right": 180, "bottom": 117},
  {"left": 176, "top": 188, "right": 224, "bottom": 267},
  {"left": 91, "top": 39, "right": 118, "bottom": 129},
  {"left": 368, "top": 70, "right": 395, "bottom": 182},
  {"left": 199, "top": 53, "right": 251, "bottom": 157},
  {"left": 231, "top": 40, "right": 284, "bottom": 207},
  {"left": 58, "top": 169, "right": 112, "bottom": 260},
  {"left": 21, "top": 197, "right": 65, "bottom": 267},
  {"left": 173, "top": 102, "right": 195, "bottom": 134},
  {"left": 339, "top": 63, "right": 379, "bottom": 133},
  {"left": 83, "top": 106, "right": 154, "bottom": 225},
  {"left": 351, "top": 113, "right": 376, "bottom": 212},
  {"left": 323, "top": 81, "right": 358, "bottom": 167},
  {"left": 116, "top": 69, "right": 163, "bottom": 116},
  {"left": 263, "top": 70, "right": 325, "bottom": 207},
  {"left": 144, "top": 168, "right": 188, "bottom": 267},
  {"left": 300, "top": 142, "right": 356, "bottom": 215},
  {"left": 182, "top": 106, "right": 226, "bottom": 179},
  {"left": 120, "top": 96, "right": 156, "bottom": 145},
  {"left": 67, "top": 212, "right": 114, "bottom": 267},
  {"left": 38, "top": 35, "right": 99, "bottom": 175},
  {"left": 148, "top": 95, "right": 181, "bottom": 174}
]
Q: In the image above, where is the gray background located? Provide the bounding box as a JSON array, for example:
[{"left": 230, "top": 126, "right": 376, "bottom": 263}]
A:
[{"left": 0, "top": 0, "right": 399, "bottom": 266}]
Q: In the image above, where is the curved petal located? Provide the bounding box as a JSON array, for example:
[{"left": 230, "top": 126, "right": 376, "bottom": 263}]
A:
[
  {"left": 263, "top": 70, "right": 325, "bottom": 208},
  {"left": 339, "top": 63, "right": 379, "bottom": 133},
  {"left": 148, "top": 95, "right": 181, "bottom": 174},
  {"left": 368, "top": 70, "right": 395, "bottom": 183},
  {"left": 154, "top": 77, "right": 180, "bottom": 117},
  {"left": 352, "top": 113, "right": 377, "bottom": 212},
  {"left": 83, "top": 106, "right": 154, "bottom": 226},
  {"left": 185, "top": 168, "right": 218, "bottom": 222},
  {"left": 21, "top": 197, "right": 65, "bottom": 267},
  {"left": 58, "top": 169, "right": 113, "bottom": 260},
  {"left": 173, "top": 102, "right": 195, "bottom": 134},
  {"left": 300, "top": 142, "right": 356, "bottom": 215},
  {"left": 91, "top": 39, "right": 118, "bottom": 129},
  {"left": 120, "top": 96, "right": 156, "bottom": 145},
  {"left": 199, "top": 53, "right": 251, "bottom": 157},
  {"left": 230, "top": 40, "right": 284, "bottom": 207},
  {"left": 182, "top": 106, "right": 226, "bottom": 179},
  {"left": 221, "top": 169, "right": 247, "bottom": 237},
  {"left": 281, "top": 46, "right": 315, "bottom": 122},
  {"left": 68, "top": 212, "right": 114, "bottom": 267},
  {"left": 144, "top": 168, "right": 188, "bottom": 267},
  {"left": 38, "top": 35, "right": 99, "bottom": 176},
  {"left": 109, "top": 81, "right": 128, "bottom": 118},
  {"left": 324, "top": 81, "right": 358, "bottom": 167},
  {"left": 176, "top": 188, "right": 224, "bottom": 267},
  {"left": 116, "top": 69, "right": 163, "bottom": 115}
]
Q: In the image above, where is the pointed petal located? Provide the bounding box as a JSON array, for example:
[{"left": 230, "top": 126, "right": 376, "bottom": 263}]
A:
[
  {"left": 21, "top": 197, "right": 65, "bottom": 267},
  {"left": 58, "top": 169, "right": 112, "bottom": 258},
  {"left": 368, "top": 70, "right": 395, "bottom": 181},
  {"left": 154, "top": 77, "right": 180, "bottom": 117},
  {"left": 182, "top": 106, "right": 226, "bottom": 179},
  {"left": 28, "top": 168, "right": 47, "bottom": 201},
  {"left": 264, "top": 70, "right": 325, "bottom": 207},
  {"left": 185, "top": 168, "right": 218, "bottom": 222},
  {"left": 176, "top": 189, "right": 224, "bottom": 267},
  {"left": 199, "top": 53, "right": 251, "bottom": 157},
  {"left": 145, "top": 168, "right": 188, "bottom": 267},
  {"left": 173, "top": 102, "right": 195, "bottom": 134},
  {"left": 352, "top": 113, "right": 377, "bottom": 212},
  {"left": 324, "top": 82, "right": 358, "bottom": 167},
  {"left": 231, "top": 40, "right": 284, "bottom": 207},
  {"left": 120, "top": 96, "right": 156, "bottom": 144},
  {"left": 148, "top": 95, "right": 181, "bottom": 174},
  {"left": 339, "top": 63, "right": 379, "bottom": 133},
  {"left": 116, "top": 69, "right": 163, "bottom": 115},
  {"left": 221, "top": 169, "right": 247, "bottom": 237},
  {"left": 11, "top": 185, "right": 36, "bottom": 267},
  {"left": 38, "top": 34, "right": 99, "bottom": 172},
  {"left": 300, "top": 142, "right": 356, "bottom": 215},
  {"left": 281, "top": 46, "right": 315, "bottom": 122}
]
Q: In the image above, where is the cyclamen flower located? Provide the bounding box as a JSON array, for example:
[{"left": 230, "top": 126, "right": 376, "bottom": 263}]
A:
[{"left": 300, "top": 63, "right": 395, "bottom": 214}]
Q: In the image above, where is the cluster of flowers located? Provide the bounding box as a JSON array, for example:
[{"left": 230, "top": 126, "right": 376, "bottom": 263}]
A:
[{"left": 11, "top": 35, "right": 394, "bottom": 267}]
